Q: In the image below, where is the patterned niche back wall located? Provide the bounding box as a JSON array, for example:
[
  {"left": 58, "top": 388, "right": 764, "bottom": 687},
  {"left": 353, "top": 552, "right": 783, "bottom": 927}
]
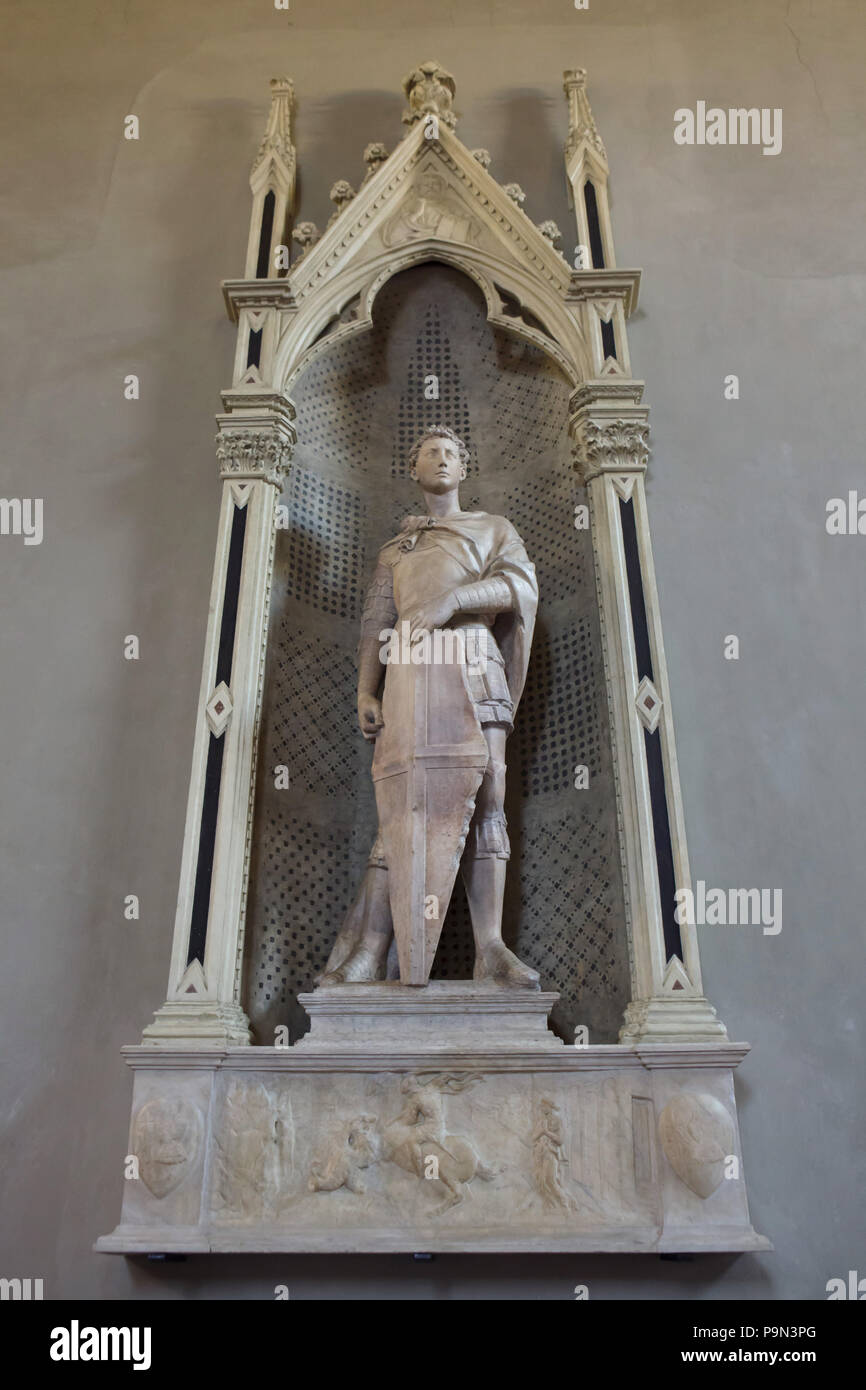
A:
[{"left": 242, "top": 265, "right": 631, "bottom": 1044}]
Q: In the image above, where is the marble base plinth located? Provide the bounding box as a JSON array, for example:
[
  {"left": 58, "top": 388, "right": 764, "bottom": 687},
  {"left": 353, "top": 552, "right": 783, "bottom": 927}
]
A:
[
  {"left": 97, "top": 994, "right": 769, "bottom": 1255},
  {"left": 295, "top": 981, "right": 564, "bottom": 1053}
]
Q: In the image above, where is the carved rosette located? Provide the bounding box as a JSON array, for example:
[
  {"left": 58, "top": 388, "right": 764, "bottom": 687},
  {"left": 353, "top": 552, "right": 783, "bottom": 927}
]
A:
[
  {"left": 569, "top": 416, "right": 650, "bottom": 484},
  {"left": 215, "top": 429, "right": 295, "bottom": 488}
]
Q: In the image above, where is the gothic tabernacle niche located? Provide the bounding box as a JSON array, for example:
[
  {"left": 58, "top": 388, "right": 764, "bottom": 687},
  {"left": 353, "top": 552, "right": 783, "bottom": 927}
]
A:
[
  {"left": 96, "top": 64, "right": 769, "bottom": 1256},
  {"left": 243, "top": 264, "right": 631, "bottom": 1047}
]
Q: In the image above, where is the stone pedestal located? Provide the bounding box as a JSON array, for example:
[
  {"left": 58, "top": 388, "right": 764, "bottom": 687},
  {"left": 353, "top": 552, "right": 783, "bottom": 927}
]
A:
[
  {"left": 296, "top": 982, "right": 563, "bottom": 1054},
  {"left": 97, "top": 68, "right": 770, "bottom": 1262},
  {"left": 97, "top": 988, "right": 769, "bottom": 1255}
]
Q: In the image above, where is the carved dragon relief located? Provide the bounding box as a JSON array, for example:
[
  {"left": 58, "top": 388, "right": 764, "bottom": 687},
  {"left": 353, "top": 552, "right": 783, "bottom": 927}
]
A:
[
  {"left": 200, "top": 1074, "right": 653, "bottom": 1229},
  {"left": 308, "top": 1074, "right": 497, "bottom": 1216}
]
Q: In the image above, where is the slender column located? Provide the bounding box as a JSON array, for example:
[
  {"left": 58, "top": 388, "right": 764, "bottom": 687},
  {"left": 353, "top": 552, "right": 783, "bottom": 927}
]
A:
[
  {"left": 143, "top": 398, "right": 295, "bottom": 1046},
  {"left": 143, "top": 78, "right": 298, "bottom": 1045},
  {"left": 562, "top": 68, "right": 726, "bottom": 1042},
  {"left": 570, "top": 386, "right": 727, "bottom": 1042}
]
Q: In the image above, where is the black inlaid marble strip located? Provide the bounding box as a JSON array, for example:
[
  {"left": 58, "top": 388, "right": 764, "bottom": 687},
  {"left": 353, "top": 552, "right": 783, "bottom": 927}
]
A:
[
  {"left": 583, "top": 179, "right": 606, "bottom": 269},
  {"left": 216, "top": 504, "right": 247, "bottom": 688},
  {"left": 256, "top": 190, "right": 275, "bottom": 278},
  {"left": 619, "top": 497, "right": 683, "bottom": 962},
  {"left": 600, "top": 317, "right": 617, "bottom": 362},
  {"left": 644, "top": 727, "right": 682, "bottom": 961},
  {"left": 619, "top": 497, "right": 653, "bottom": 682},
  {"left": 187, "top": 732, "right": 226, "bottom": 967},
  {"left": 186, "top": 502, "right": 247, "bottom": 966},
  {"left": 246, "top": 328, "right": 263, "bottom": 369}
]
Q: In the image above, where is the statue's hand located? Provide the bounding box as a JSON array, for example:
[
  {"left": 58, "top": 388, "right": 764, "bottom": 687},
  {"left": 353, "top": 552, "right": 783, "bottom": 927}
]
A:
[
  {"left": 405, "top": 593, "right": 456, "bottom": 641},
  {"left": 358, "top": 693, "right": 384, "bottom": 741}
]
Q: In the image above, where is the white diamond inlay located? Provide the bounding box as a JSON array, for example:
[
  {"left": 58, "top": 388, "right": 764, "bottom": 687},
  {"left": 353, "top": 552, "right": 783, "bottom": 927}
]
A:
[
  {"left": 635, "top": 675, "right": 662, "bottom": 733},
  {"left": 206, "top": 681, "right": 233, "bottom": 737}
]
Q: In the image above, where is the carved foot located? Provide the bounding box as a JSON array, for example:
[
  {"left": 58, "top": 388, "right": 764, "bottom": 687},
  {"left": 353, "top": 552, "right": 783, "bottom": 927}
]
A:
[
  {"left": 432, "top": 1188, "right": 464, "bottom": 1215},
  {"left": 318, "top": 945, "right": 386, "bottom": 986},
  {"left": 473, "top": 941, "right": 540, "bottom": 989}
]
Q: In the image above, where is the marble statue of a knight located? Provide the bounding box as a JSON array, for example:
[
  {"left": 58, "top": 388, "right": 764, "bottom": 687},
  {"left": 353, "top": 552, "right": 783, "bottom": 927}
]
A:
[{"left": 320, "top": 425, "right": 540, "bottom": 989}]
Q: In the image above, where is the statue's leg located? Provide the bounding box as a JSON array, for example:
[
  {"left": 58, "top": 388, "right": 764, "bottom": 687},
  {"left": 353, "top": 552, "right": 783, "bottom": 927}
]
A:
[
  {"left": 462, "top": 724, "right": 540, "bottom": 989},
  {"left": 318, "top": 835, "right": 394, "bottom": 985}
]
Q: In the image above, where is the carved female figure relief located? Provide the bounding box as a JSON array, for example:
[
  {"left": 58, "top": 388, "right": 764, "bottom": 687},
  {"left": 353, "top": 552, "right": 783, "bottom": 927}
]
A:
[
  {"left": 532, "top": 1098, "right": 577, "bottom": 1212},
  {"left": 320, "top": 426, "right": 539, "bottom": 988}
]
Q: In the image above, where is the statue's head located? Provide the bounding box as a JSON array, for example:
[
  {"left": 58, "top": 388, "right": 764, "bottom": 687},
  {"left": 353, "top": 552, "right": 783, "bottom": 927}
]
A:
[{"left": 408, "top": 425, "right": 468, "bottom": 495}]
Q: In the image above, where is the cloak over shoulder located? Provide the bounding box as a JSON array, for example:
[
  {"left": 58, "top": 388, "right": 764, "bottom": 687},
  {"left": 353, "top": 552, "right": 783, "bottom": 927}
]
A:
[{"left": 378, "top": 511, "right": 538, "bottom": 715}]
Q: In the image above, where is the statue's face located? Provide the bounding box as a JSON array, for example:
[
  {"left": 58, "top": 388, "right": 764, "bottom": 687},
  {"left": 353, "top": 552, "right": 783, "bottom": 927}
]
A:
[{"left": 411, "top": 435, "right": 466, "bottom": 494}]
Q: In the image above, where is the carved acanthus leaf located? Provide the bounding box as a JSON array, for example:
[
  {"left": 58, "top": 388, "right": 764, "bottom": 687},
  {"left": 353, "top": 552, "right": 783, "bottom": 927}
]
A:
[
  {"left": 537, "top": 219, "right": 563, "bottom": 246},
  {"left": 362, "top": 143, "right": 390, "bottom": 184},
  {"left": 216, "top": 430, "right": 294, "bottom": 487},
  {"left": 502, "top": 182, "right": 526, "bottom": 206},
  {"left": 292, "top": 221, "right": 320, "bottom": 258},
  {"left": 573, "top": 418, "right": 650, "bottom": 477},
  {"left": 327, "top": 180, "right": 356, "bottom": 227}
]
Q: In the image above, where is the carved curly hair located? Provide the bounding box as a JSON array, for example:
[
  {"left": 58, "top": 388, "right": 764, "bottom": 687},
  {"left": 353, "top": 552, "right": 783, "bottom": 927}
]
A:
[{"left": 408, "top": 425, "right": 469, "bottom": 472}]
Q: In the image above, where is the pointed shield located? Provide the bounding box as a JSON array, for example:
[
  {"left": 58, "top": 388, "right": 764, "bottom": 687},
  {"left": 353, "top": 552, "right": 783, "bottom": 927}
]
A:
[
  {"left": 658, "top": 1093, "right": 734, "bottom": 1198},
  {"left": 132, "top": 1098, "right": 202, "bottom": 1199},
  {"left": 372, "top": 646, "right": 488, "bottom": 985}
]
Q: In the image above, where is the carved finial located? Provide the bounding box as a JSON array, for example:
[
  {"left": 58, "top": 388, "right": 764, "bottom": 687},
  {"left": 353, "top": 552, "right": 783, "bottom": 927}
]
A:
[
  {"left": 563, "top": 68, "right": 607, "bottom": 165},
  {"left": 502, "top": 183, "right": 526, "bottom": 207},
  {"left": 402, "top": 60, "right": 457, "bottom": 129},
  {"left": 537, "top": 219, "right": 563, "bottom": 247},
  {"left": 362, "top": 142, "right": 389, "bottom": 184},
  {"left": 251, "top": 76, "right": 296, "bottom": 182},
  {"left": 291, "top": 221, "right": 320, "bottom": 257},
  {"left": 471, "top": 148, "right": 492, "bottom": 169},
  {"left": 327, "top": 180, "right": 356, "bottom": 226}
]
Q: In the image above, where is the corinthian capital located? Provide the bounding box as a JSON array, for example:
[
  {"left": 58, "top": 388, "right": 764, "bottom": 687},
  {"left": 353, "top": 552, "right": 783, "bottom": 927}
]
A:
[
  {"left": 215, "top": 428, "right": 295, "bottom": 488},
  {"left": 570, "top": 415, "right": 650, "bottom": 484}
]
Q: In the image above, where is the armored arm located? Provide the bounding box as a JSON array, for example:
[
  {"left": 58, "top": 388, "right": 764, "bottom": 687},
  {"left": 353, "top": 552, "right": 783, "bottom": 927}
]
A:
[
  {"left": 452, "top": 575, "right": 513, "bottom": 615},
  {"left": 357, "top": 562, "right": 397, "bottom": 699}
]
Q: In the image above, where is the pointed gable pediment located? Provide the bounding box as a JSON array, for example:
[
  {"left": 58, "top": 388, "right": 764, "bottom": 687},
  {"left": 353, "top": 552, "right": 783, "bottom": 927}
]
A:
[
  {"left": 267, "top": 62, "right": 601, "bottom": 389},
  {"left": 290, "top": 120, "right": 571, "bottom": 304}
]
